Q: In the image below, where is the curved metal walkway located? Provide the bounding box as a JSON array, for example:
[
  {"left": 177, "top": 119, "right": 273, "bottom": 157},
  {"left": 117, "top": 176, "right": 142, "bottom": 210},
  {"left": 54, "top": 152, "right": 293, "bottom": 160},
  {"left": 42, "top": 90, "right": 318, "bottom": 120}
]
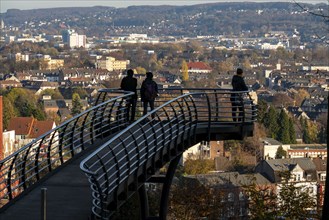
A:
[{"left": 0, "top": 89, "right": 256, "bottom": 220}]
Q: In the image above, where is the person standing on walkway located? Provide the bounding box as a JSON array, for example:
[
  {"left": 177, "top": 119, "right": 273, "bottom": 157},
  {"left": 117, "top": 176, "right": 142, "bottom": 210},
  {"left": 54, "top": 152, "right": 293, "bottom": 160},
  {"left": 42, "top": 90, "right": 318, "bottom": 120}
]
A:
[
  {"left": 231, "top": 68, "right": 248, "bottom": 122},
  {"left": 120, "top": 69, "right": 138, "bottom": 122},
  {"left": 141, "top": 72, "right": 158, "bottom": 116}
]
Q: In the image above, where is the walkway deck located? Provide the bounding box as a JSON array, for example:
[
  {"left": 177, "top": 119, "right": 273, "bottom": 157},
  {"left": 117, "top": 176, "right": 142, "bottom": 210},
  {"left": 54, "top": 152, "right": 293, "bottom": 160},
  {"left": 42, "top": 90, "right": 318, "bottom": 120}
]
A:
[{"left": 0, "top": 136, "right": 115, "bottom": 220}]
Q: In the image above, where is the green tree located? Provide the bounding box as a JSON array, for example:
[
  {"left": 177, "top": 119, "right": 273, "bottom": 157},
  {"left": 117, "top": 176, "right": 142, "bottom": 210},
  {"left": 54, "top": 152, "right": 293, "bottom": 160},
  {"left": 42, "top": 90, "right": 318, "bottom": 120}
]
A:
[
  {"left": 183, "top": 157, "right": 215, "bottom": 175},
  {"left": 243, "top": 182, "right": 278, "bottom": 219},
  {"left": 277, "top": 110, "right": 290, "bottom": 144},
  {"left": 135, "top": 66, "right": 146, "bottom": 74},
  {"left": 6, "top": 88, "right": 46, "bottom": 120},
  {"left": 257, "top": 100, "right": 268, "bottom": 123},
  {"left": 278, "top": 172, "right": 317, "bottom": 219},
  {"left": 264, "top": 106, "right": 279, "bottom": 139},
  {"left": 2, "top": 96, "right": 16, "bottom": 129},
  {"left": 318, "top": 126, "right": 327, "bottom": 144},
  {"left": 288, "top": 118, "right": 297, "bottom": 144},
  {"left": 71, "top": 93, "right": 83, "bottom": 116},
  {"left": 301, "top": 118, "right": 312, "bottom": 144},
  {"left": 275, "top": 146, "right": 287, "bottom": 159},
  {"left": 39, "top": 89, "right": 64, "bottom": 100},
  {"left": 181, "top": 60, "right": 189, "bottom": 81},
  {"left": 169, "top": 177, "right": 224, "bottom": 220},
  {"left": 72, "top": 87, "right": 88, "bottom": 99}
]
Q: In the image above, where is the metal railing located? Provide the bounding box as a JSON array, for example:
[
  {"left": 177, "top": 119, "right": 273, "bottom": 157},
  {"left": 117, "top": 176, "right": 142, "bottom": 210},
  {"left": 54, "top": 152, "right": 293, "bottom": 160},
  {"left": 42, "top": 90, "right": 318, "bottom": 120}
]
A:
[
  {"left": 80, "top": 90, "right": 257, "bottom": 219},
  {"left": 97, "top": 88, "right": 257, "bottom": 123},
  {"left": 0, "top": 90, "right": 134, "bottom": 208}
]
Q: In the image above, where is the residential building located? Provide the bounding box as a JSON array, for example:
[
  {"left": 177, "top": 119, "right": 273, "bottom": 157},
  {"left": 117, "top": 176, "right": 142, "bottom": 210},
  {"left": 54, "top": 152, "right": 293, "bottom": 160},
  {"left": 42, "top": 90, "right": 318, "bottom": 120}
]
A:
[
  {"left": 7, "top": 53, "right": 29, "bottom": 62},
  {"left": 44, "top": 58, "right": 64, "bottom": 70},
  {"left": 96, "top": 56, "right": 128, "bottom": 72},
  {"left": 255, "top": 158, "right": 318, "bottom": 207},
  {"left": 288, "top": 144, "right": 327, "bottom": 159},
  {"left": 312, "top": 157, "right": 327, "bottom": 208},
  {"left": 2, "top": 130, "right": 16, "bottom": 158},
  {"left": 0, "top": 78, "right": 23, "bottom": 89},
  {"left": 7, "top": 117, "right": 56, "bottom": 148},
  {"left": 43, "top": 100, "right": 59, "bottom": 114},
  {"left": 262, "top": 138, "right": 290, "bottom": 160},
  {"left": 62, "top": 29, "right": 86, "bottom": 48},
  {"left": 184, "top": 172, "right": 274, "bottom": 219},
  {"left": 182, "top": 141, "right": 210, "bottom": 163},
  {"left": 187, "top": 62, "right": 212, "bottom": 74}
]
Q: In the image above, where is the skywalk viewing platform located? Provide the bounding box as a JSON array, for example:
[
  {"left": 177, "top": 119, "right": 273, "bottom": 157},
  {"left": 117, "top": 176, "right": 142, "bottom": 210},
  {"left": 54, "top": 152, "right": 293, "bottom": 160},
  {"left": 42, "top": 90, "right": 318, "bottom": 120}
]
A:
[{"left": 0, "top": 88, "right": 257, "bottom": 220}]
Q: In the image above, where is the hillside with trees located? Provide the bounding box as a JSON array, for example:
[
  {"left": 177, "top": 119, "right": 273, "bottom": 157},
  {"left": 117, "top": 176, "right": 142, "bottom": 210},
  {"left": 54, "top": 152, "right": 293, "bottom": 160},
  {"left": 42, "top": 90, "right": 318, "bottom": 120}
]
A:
[{"left": 1, "top": 2, "right": 327, "bottom": 40}]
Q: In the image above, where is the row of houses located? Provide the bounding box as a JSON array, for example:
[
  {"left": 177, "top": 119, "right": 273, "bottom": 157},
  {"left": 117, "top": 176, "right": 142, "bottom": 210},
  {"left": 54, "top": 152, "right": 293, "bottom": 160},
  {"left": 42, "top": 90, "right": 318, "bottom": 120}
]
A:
[
  {"left": 180, "top": 140, "right": 326, "bottom": 218},
  {"left": 0, "top": 68, "right": 124, "bottom": 89}
]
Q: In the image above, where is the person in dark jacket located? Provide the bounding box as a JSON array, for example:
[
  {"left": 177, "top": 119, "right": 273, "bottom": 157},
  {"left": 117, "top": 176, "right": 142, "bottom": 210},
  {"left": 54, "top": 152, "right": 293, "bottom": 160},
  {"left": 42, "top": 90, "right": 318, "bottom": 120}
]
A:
[
  {"left": 120, "top": 69, "right": 138, "bottom": 122},
  {"left": 140, "top": 72, "right": 158, "bottom": 117},
  {"left": 231, "top": 68, "right": 248, "bottom": 122}
]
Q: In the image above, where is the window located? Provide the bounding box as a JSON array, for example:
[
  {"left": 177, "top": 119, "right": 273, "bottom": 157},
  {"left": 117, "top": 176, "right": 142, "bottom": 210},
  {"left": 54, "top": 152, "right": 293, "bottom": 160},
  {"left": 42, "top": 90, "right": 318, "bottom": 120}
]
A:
[
  {"left": 321, "top": 174, "right": 326, "bottom": 181},
  {"left": 228, "top": 192, "right": 234, "bottom": 202},
  {"left": 239, "top": 191, "right": 244, "bottom": 201},
  {"left": 240, "top": 207, "right": 244, "bottom": 216},
  {"left": 296, "top": 174, "right": 301, "bottom": 181}
]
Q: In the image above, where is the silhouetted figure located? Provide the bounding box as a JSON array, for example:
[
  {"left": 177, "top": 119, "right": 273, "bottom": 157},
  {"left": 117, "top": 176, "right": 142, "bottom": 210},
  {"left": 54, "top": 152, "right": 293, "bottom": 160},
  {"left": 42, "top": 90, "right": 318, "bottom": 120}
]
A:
[
  {"left": 231, "top": 68, "right": 248, "bottom": 122},
  {"left": 121, "top": 69, "right": 137, "bottom": 122},
  {"left": 141, "top": 72, "right": 158, "bottom": 117}
]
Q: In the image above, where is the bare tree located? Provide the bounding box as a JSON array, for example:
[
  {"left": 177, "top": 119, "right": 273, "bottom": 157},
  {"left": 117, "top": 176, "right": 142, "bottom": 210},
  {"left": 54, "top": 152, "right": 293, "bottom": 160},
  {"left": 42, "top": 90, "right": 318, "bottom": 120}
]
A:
[
  {"left": 294, "top": 0, "right": 329, "bottom": 44},
  {"left": 293, "top": 2, "right": 329, "bottom": 218}
]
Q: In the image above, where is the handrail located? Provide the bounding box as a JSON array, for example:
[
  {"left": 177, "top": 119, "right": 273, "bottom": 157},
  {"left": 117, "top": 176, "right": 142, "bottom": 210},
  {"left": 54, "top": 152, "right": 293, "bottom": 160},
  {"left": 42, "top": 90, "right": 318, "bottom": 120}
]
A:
[
  {"left": 80, "top": 90, "right": 256, "bottom": 219},
  {"left": 0, "top": 90, "right": 134, "bottom": 208},
  {"left": 97, "top": 88, "right": 256, "bottom": 123}
]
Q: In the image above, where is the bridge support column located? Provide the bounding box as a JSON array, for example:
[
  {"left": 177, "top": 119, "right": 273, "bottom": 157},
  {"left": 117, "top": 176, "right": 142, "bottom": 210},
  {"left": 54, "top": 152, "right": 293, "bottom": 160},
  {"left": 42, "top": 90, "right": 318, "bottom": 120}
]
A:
[
  {"left": 139, "top": 184, "right": 149, "bottom": 220},
  {"left": 158, "top": 155, "right": 181, "bottom": 220},
  {"left": 139, "top": 154, "right": 181, "bottom": 220}
]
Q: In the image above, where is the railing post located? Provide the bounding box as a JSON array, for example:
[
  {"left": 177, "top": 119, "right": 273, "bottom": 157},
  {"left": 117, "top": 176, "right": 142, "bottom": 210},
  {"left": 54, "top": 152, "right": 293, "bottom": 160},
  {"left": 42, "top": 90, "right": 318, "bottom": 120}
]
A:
[
  {"left": 205, "top": 94, "right": 211, "bottom": 141},
  {"left": 41, "top": 188, "right": 47, "bottom": 220},
  {"left": 242, "top": 92, "right": 246, "bottom": 123}
]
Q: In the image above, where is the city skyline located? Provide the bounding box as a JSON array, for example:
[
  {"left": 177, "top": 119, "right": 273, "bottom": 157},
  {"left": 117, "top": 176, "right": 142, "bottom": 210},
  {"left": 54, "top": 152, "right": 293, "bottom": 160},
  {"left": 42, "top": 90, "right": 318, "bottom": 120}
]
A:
[{"left": 0, "top": 0, "right": 327, "bottom": 13}]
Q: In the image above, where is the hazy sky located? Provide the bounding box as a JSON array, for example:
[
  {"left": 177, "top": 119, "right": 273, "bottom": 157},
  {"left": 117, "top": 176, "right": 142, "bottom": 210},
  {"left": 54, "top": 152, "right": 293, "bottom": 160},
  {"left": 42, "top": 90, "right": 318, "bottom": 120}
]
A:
[{"left": 0, "top": 0, "right": 327, "bottom": 13}]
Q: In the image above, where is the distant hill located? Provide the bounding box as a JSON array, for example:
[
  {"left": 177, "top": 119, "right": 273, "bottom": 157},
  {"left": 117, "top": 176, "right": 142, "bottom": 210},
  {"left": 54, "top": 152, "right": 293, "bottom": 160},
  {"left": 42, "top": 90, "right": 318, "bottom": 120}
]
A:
[{"left": 1, "top": 2, "right": 327, "bottom": 39}]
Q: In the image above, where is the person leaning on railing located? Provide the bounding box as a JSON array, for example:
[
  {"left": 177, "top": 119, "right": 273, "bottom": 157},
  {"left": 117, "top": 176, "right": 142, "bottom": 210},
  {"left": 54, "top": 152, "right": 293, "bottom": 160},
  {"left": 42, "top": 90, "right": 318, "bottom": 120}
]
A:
[{"left": 230, "top": 68, "right": 248, "bottom": 122}]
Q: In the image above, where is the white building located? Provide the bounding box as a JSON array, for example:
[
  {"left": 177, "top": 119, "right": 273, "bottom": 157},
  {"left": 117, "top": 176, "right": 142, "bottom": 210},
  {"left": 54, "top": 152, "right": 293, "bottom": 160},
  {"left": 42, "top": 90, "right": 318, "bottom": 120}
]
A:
[
  {"left": 182, "top": 141, "right": 210, "bottom": 164},
  {"left": 0, "top": 20, "right": 4, "bottom": 29},
  {"left": 62, "top": 29, "right": 86, "bottom": 48},
  {"left": 261, "top": 42, "right": 286, "bottom": 50},
  {"left": 3, "top": 130, "right": 16, "bottom": 158},
  {"left": 262, "top": 138, "right": 290, "bottom": 160},
  {"left": 96, "top": 56, "right": 128, "bottom": 71}
]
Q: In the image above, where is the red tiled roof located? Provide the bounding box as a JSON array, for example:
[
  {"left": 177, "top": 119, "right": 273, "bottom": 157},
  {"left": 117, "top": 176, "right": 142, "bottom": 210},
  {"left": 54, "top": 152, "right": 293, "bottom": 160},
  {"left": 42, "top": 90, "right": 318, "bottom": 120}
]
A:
[
  {"left": 7, "top": 117, "right": 55, "bottom": 138},
  {"left": 187, "top": 62, "right": 212, "bottom": 70},
  {"left": 8, "top": 117, "right": 34, "bottom": 135},
  {"left": 29, "top": 121, "right": 55, "bottom": 138}
]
